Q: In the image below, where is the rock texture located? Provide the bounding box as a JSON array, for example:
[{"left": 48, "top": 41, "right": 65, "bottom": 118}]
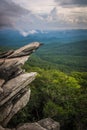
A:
[
  {"left": 16, "top": 118, "right": 60, "bottom": 130},
  {"left": 0, "top": 42, "right": 60, "bottom": 130},
  {"left": 38, "top": 118, "right": 60, "bottom": 130},
  {"left": 0, "top": 42, "right": 41, "bottom": 127},
  {"left": 0, "top": 118, "right": 60, "bottom": 130}
]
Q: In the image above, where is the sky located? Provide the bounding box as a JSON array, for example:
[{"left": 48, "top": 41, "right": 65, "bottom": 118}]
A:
[{"left": 0, "top": 0, "right": 87, "bottom": 35}]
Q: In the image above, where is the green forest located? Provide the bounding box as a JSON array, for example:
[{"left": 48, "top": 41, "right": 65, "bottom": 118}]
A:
[
  {"left": 0, "top": 0, "right": 87, "bottom": 129},
  {"left": 6, "top": 40, "right": 87, "bottom": 130}
]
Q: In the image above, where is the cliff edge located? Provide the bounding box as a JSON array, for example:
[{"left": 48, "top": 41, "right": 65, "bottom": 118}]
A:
[{"left": 0, "top": 42, "right": 60, "bottom": 130}]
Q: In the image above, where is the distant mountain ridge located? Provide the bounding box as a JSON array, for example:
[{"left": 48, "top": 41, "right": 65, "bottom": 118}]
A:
[
  {"left": 37, "top": 40, "right": 87, "bottom": 56},
  {"left": 0, "top": 29, "right": 87, "bottom": 72},
  {"left": 0, "top": 29, "right": 87, "bottom": 47},
  {"left": 32, "top": 40, "right": 87, "bottom": 72}
]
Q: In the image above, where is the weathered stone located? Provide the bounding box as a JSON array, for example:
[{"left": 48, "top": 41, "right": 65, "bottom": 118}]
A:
[
  {"left": 0, "top": 125, "right": 13, "bottom": 130},
  {"left": 0, "top": 125, "right": 5, "bottom": 130},
  {"left": 2, "top": 89, "right": 31, "bottom": 127},
  {"left": 0, "top": 79, "right": 5, "bottom": 87},
  {"left": 8, "top": 42, "right": 41, "bottom": 58},
  {"left": 0, "top": 79, "right": 4, "bottom": 93},
  {"left": 0, "top": 42, "right": 60, "bottom": 130},
  {"left": 0, "top": 118, "right": 60, "bottom": 130},
  {"left": 16, "top": 123, "right": 46, "bottom": 130},
  {"left": 0, "top": 42, "right": 41, "bottom": 127},
  {"left": 38, "top": 118, "right": 60, "bottom": 130},
  {"left": 0, "top": 103, "right": 13, "bottom": 122},
  {"left": 0, "top": 72, "right": 37, "bottom": 106},
  {"left": 0, "top": 42, "right": 41, "bottom": 81},
  {"left": 0, "top": 50, "right": 14, "bottom": 58}
]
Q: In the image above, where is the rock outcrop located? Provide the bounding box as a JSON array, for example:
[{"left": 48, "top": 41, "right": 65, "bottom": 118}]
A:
[
  {"left": 0, "top": 42, "right": 41, "bottom": 127},
  {"left": 16, "top": 118, "right": 60, "bottom": 130},
  {"left": 38, "top": 118, "right": 60, "bottom": 130},
  {"left": 0, "top": 118, "right": 60, "bottom": 130},
  {"left": 0, "top": 42, "right": 60, "bottom": 130}
]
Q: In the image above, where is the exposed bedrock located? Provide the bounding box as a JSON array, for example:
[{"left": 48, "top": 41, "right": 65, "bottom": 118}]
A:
[
  {"left": 0, "top": 42, "right": 60, "bottom": 130},
  {"left": 0, "top": 42, "right": 41, "bottom": 127}
]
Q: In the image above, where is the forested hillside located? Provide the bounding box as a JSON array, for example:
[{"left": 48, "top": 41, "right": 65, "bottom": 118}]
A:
[
  {"left": 0, "top": 0, "right": 87, "bottom": 128},
  {"left": 27, "top": 40, "right": 87, "bottom": 72},
  {"left": 8, "top": 66, "right": 87, "bottom": 130},
  {"left": 0, "top": 30, "right": 87, "bottom": 130},
  {"left": 7, "top": 40, "right": 87, "bottom": 130}
]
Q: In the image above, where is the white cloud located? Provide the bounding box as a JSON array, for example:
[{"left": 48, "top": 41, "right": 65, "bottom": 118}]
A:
[
  {"left": 1, "top": 0, "right": 87, "bottom": 31},
  {"left": 19, "top": 30, "right": 38, "bottom": 37},
  {"left": 46, "top": 6, "right": 87, "bottom": 27},
  {"left": 12, "top": 0, "right": 55, "bottom": 14}
]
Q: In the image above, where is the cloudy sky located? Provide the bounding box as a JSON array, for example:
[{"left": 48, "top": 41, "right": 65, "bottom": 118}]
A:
[{"left": 0, "top": 0, "right": 87, "bottom": 34}]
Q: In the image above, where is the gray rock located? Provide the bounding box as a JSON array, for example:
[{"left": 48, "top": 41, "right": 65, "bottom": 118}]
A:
[
  {"left": 0, "top": 126, "right": 11, "bottom": 130},
  {"left": 0, "top": 72, "right": 37, "bottom": 106},
  {"left": 0, "top": 42, "right": 41, "bottom": 127},
  {"left": 0, "top": 79, "right": 4, "bottom": 93},
  {"left": 16, "top": 123, "right": 46, "bottom": 130},
  {"left": 0, "top": 118, "right": 60, "bottom": 130},
  {"left": 8, "top": 42, "right": 41, "bottom": 58},
  {"left": 16, "top": 118, "right": 60, "bottom": 130},
  {"left": 2, "top": 89, "right": 31, "bottom": 127},
  {"left": 0, "top": 79, "right": 5, "bottom": 87},
  {"left": 0, "top": 42, "right": 41, "bottom": 81},
  {"left": 0, "top": 50, "right": 14, "bottom": 58},
  {"left": 0, "top": 125, "right": 5, "bottom": 130},
  {"left": 38, "top": 118, "right": 60, "bottom": 130},
  {"left": 0, "top": 43, "right": 60, "bottom": 130}
]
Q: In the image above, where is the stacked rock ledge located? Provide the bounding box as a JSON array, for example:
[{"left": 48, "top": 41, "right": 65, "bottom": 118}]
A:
[
  {"left": 0, "top": 42, "right": 60, "bottom": 130},
  {"left": 0, "top": 42, "right": 41, "bottom": 127}
]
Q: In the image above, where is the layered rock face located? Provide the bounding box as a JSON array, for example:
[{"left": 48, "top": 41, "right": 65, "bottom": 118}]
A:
[
  {"left": 0, "top": 42, "right": 41, "bottom": 127},
  {"left": 0, "top": 42, "right": 60, "bottom": 130}
]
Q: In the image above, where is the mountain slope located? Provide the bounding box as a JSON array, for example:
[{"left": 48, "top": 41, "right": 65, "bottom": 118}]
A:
[{"left": 32, "top": 40, "right": 87, "bottom": 72}]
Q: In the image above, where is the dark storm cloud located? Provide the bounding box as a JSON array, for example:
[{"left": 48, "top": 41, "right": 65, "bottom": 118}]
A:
[
  {"left": 0, "top": 0, "right": 29, "bottom": 28},
  {"left": 55, "top": 0, "right": 87, "bottom": 7}
]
